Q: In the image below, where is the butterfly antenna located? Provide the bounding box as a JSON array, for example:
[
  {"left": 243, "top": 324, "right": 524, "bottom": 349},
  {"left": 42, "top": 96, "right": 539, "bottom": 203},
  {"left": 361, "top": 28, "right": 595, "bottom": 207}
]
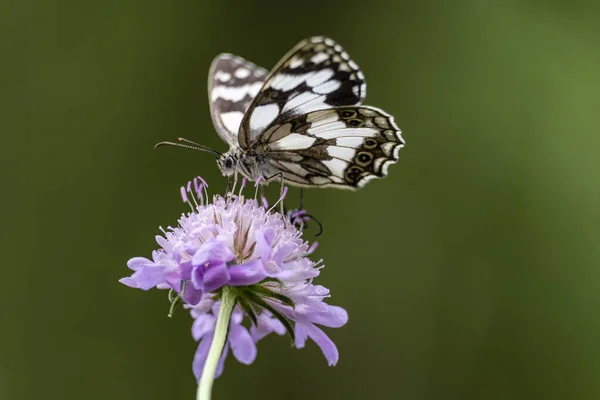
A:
[
  {"left": 155, "top": 140, "right": 223, "bottom": 158},
  {"left": 177, "top": 137, "right": 223, "bottom": 156}
]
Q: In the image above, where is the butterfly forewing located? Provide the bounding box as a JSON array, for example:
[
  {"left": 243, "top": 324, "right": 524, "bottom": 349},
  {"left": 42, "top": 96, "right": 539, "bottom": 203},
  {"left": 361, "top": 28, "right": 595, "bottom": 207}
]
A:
[
  {"left": 238, "top": 36, "right": 366, "bottom": 148},
  {"left": 208, "top": 54, "right": 268, "bottom": 148},
  {"left": 259, "top": 106, "right": 404, "bottom": 189}
]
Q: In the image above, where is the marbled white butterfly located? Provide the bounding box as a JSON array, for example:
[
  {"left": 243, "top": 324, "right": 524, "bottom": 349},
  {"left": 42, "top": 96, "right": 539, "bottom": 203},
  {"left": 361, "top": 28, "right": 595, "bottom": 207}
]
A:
[{"left": 208, "top": 36, "right": 404, "bottom": 190}]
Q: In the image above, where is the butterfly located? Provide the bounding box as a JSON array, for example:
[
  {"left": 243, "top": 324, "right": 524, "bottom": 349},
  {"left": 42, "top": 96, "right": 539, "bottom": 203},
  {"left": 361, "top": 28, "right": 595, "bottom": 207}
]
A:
[{"left": 208, "top": 36, "right": 404, "bottom": 190}]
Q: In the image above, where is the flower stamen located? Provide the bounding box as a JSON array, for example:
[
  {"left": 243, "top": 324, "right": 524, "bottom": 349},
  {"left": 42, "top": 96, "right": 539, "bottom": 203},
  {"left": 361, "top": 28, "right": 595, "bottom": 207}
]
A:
[
  {"left": 193, "top": 177, "right": 204, "bottom": 206},
  {"left": 268, "top": 186, "right": 288, "bottom": 214},
  {"left": 197, "top": 176, "right": 209, "bottom": 202},
  {"left": 238, "top": 178, "right": 247, "bottom": 197},
  {"left": 260, "top": 196, "right": 269, "bottom": 210},
  {"left": 254, "top": 176, "right": 263, "bottom": 199},
  {"left": 186, "top": 181, "right": 200, "bottom": 209},
  {"left": 181, "top": 185, "right": 195, "bottom": 212},
  {"left": 306, "top": 241, "right": 319, "bottom": 255}
]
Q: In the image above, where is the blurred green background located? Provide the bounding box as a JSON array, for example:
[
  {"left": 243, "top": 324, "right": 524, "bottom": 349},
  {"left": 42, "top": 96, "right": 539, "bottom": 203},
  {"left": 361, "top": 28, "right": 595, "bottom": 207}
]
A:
[{"left": 2, "top": 0, "right": 600, "bottom": 399}]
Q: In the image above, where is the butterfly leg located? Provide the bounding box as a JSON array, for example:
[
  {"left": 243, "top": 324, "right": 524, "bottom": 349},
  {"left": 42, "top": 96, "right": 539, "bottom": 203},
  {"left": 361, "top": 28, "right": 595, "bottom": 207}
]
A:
[
  {"left": 276, "top": 173, "right": 285, "bottom": 215},
  {"left": 225, "top": 175, "right": 231, "bottom": 195},
  {"left": 289, "top": 189, "right": 323, "bottom": 236},
  {"left": 258, "top": 184, "right": 266, "bottom": 202},
  {"left": 229, "top": 172, "right": 239, "bottom": 197}
]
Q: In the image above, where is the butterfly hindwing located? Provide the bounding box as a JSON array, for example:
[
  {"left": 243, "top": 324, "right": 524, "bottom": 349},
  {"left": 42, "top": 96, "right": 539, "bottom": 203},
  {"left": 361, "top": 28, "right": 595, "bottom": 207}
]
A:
[
  {"left": 260, "top": 106, "right": 404, "bottom": 189},
  {"left": 208, "top": 54, "right": 268, "bottom": 148},
  {"left": 238, "top": 36, "right": 366, "bottom": 148}
]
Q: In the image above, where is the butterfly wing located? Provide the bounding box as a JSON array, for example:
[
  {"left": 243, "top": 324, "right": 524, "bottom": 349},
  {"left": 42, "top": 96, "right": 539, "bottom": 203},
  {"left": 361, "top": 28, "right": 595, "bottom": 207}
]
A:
[
  {"left": 208, "top": 54, "right": 268, "bottom": 148},
  {"left": 238, "top": 36, "right": 366, "bottom": 149},
  {"left": 258, "top": 106, "right": 404, "bottom": 189}
]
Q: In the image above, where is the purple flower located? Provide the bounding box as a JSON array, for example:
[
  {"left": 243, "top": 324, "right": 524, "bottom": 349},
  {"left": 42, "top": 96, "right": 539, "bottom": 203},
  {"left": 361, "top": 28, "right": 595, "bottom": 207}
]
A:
[
  {"left": 121, "top": 177, "right": 347, "bottom": 379},
  {"left": 190, "top": 300, "right": 287, "bottom": 379},
  {"left": 120, "top": 191, "right": 271, "bottom": 304}
]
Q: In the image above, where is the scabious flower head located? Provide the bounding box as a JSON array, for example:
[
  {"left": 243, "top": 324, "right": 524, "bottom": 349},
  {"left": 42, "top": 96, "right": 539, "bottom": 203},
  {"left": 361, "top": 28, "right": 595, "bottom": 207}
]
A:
[{"left": 121, "top": 177, "right": 348, "bottom": 378}]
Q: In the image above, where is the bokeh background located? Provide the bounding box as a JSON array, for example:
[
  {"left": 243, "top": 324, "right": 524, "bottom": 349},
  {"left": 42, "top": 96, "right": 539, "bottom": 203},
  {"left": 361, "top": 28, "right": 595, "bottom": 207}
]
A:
[{"left": 2, "top": 0, "right": 600, "bottom": 399}]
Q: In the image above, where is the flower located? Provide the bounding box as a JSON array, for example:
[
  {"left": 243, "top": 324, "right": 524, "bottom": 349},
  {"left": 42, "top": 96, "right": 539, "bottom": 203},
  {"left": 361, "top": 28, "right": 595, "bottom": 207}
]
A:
[
  {"left": 120, "top": 177, "right": 348, "bottom": 379},
  {"left": 190, "top": 300, "right": 287, "bottom": 379}
]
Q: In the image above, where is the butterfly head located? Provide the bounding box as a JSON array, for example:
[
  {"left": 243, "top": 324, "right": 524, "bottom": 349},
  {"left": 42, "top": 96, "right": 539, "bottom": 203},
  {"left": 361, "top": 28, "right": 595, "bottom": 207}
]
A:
[{"left": 216, "top": 153, "right": 238, "bottom": 176}]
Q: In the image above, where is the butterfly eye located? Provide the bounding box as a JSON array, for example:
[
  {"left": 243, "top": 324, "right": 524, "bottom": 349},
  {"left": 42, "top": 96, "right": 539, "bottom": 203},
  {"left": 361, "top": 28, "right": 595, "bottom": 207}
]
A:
[{"left": 224, "top": 158, "right": 233, "bottom": 168}]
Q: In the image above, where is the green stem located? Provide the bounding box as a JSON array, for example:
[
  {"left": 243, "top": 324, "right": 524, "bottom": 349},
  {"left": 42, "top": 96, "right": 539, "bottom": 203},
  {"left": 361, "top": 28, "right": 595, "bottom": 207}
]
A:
[{"left": 197, "top": 286, "right": 236, "bottom": 400}]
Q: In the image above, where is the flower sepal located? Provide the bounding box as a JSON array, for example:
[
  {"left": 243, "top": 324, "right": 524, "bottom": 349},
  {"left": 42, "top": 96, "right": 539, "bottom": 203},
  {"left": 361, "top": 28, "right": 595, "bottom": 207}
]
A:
[
  {"left": 246, "top": 282, "right": 295, "bottom": 308},
  {"left": 233, "top": 286, "right": 296, "bottom": 344}
]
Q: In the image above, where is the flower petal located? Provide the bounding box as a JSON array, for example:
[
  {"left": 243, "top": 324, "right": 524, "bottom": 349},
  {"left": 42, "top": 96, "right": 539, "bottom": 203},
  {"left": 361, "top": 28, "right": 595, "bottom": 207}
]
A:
[
  {"left": 118, "top": 277, "right": 139, "bottom": 288},
  {"left": 253, "top": 231, "right": 273, "bottom": 263},
  {"left": 120, "top": 266, "right": 167, "bottom": 290},
  {"left": 272, "top": 241, "right": 298, "bottom": 266},
  {"left": 126, "top": 257, "right": 153, "bottom": 271},
  {"left": 192, "top": 240, "right": 235, "bottom": 266},
  {"left": 202, "top": 262, "right": 231, "bottom": 292},
  {"left": 307, "top": 305, "right": 348, "bottom": 328},
  {"left": 295, "top": 322, "right": 339, "bottom": 366},
  {"left": 164, "top": 274, "right": 182, "bottom": 291},
  {"left": 250, "top": 313, "right": 286, "bottom": 341},
  {"left": 294, "top": 321, "right": 309, "bottom": 348},
  {"left": 214, "top": 342, "right": 229, "bottom": 379},
  {"left": 192, "top": 336, "right": 230, "bottom": 380},
  {"left": 228, "top": 259, "right": 267, "bottom": 286},
  {"left": 183, "top": 286, "right": 204, "bottom": 306},
  {"left": 191, "top": 265, "right": 205, "bottom": 289},
  {"left": 228, "top": 324, "right": 257, "bottom": 365},
  {"left": 178, "top": 260, "right": 193, "bottom": 281},
  {"left": 190, "top": 298, "right": 217, "bottom": 318},
  {"left": 155, "top": 235, "right": 173, "bottom": 253},
  {"left": 192, "top": 336, "right": 212, "bottom": 380},
  {"left": 192, "top": 315, "right": 216, "bottom": 341}
]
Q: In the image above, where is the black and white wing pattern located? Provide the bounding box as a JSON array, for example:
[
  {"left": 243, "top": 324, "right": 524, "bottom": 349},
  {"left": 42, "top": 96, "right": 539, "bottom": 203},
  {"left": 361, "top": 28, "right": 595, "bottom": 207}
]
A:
[
  {"left": 238, "top": 36, "right": 366, "bottom": 148},
  {"left": 257, "top": 106, "right": 404, "bottom": 189},
  {"left": 208, "top": 54, "right": 268, "bottom": 148}
]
